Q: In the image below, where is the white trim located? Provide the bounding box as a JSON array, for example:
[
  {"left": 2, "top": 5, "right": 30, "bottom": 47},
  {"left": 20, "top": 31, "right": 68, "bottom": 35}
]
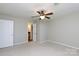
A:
[
  {"left": 39, "top": 40, "right": 48, "bottom": 44},
  {"left": 47, "top": 40, "right": 79, "bottom": 49},
  {"left": 33, "top": 24, "right": 36, "bottom": 42},
  {"left": 14, "top": 41, "right": 26, "bottom": 46}
]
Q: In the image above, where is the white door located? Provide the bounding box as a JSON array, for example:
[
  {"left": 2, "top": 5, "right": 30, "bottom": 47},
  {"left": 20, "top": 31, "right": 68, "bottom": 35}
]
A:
[
  {"left": 33, "top": 24, "right": 36, "bottom": 41},
  {"left": 0, "top": 20, "right": 13, "bottom": 48}
]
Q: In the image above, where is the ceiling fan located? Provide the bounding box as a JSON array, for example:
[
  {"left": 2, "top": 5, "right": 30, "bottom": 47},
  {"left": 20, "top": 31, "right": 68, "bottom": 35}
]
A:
[{"left": 32, "top": 10, "right": 53, "bottom": 20}]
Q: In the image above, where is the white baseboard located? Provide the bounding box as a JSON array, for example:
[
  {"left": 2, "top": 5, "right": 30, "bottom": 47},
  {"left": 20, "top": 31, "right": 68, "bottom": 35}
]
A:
[
  {"left": 39, "top": 40, "right": 48, "bottom": 44},
  {"left": 14, "top": 41, "right": 26, "bottom": 46},
  {"left": 47, "top": 40, "right": 79, "bottom": 49}
]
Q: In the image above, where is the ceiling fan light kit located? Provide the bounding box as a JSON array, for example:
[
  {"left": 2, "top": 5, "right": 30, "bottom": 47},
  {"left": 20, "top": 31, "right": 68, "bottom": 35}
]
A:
[{"left": 40, "top": 16, "right": 45, "bottom": 19}]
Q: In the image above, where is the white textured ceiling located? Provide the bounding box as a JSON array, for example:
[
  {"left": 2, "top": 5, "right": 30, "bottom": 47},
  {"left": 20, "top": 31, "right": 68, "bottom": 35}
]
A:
[{"left": 0, "top": 3, "right": 79, "bottom": 19}]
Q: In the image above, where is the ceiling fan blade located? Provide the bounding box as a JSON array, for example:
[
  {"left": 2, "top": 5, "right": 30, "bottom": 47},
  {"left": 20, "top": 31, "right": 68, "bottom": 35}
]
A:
[
  {"left": 37, "top": 11, "right": 40, "bottom": 14},
  {"left": 45, "top": 12, "right": 53, "bottom": 15},
  {"left": 45, "top": 16, "right": 50, "bottom": 19}
]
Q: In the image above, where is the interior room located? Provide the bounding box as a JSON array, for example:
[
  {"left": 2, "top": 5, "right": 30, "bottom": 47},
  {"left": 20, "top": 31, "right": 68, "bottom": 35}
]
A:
[{"left": 0, "top": 3, "right": 79, "bottom": 56}]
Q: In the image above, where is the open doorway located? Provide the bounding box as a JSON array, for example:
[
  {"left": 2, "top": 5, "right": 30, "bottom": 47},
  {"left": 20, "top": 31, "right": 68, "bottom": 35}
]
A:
[
  {"left": 27, "top": 23, "right": 36, "bottom": 42},
  {"left": 28, "top": 23, "right": 33, "bottom": 42}
]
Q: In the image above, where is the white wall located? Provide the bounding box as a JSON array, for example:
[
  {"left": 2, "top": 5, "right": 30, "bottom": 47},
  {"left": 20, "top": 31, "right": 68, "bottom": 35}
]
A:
[
  {"left": 0, "top": 15, "right": 28, "bottom": 45},
  {"left": 39, "top": 22, "right": 48, "bottom": 43},
  {"left": 36, "top": 20, "right": 49, "bottom": 43},
  {"left": 14, "top": 19, "right": 28, "bottom": 45},
  {"left": 49, "top": 12, "right": 79, "bottom": 48}
]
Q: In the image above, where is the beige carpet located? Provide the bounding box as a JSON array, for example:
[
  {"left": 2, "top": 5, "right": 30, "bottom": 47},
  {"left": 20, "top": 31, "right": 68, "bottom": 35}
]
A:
[{"left": 0, "top": 42, "right": 79, "bottom": 56}]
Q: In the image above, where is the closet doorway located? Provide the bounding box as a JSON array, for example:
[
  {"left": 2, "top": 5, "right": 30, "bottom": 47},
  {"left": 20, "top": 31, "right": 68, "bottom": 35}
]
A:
[{"left": 0, "top": 20, "right": 13, "bottom": 48}]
